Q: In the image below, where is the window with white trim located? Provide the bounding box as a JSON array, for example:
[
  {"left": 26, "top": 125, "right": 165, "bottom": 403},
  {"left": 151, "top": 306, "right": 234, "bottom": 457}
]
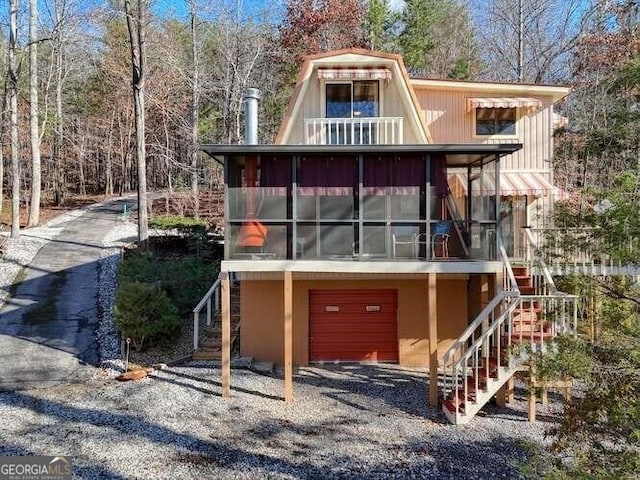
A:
[
  {"left": 475, "top": 107, "right": 516, "bottom": 136},
  {"left": 325, "top": 81, "right": 380, "bottom": 144},
  {"left": 326, "top": 81, "right": 379, "bottom": 118}
]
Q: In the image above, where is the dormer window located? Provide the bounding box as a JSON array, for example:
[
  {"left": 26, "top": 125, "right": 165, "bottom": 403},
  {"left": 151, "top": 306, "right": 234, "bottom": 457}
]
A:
[
  {"left": 323, "top": 81, "right": 380, "bottom": 145},
  {"left": 326, "top": 81, "right": 379, "bottom": 119},
  {"left": 475, "top": 107, "right": 516, "bottom": 136}
]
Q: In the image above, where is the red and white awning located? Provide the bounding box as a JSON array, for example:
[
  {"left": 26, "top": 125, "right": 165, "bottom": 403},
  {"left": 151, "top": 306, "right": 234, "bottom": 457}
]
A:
[
  {"left": 466, "top": 97, "right": 542, "bottom": 112},
  {"left": 317, "top": 68, "right": 392, "bottom": 81},
  {"left": 450, "top": 172, "right": 559, "bottom": 197}
]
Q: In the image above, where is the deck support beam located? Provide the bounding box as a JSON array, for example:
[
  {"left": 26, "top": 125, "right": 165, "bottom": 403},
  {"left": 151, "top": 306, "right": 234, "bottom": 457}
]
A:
[
  {"left": 427, "top": 273, "right": 438, "bottom": 406},
  {"left": 284, "top": 270, "right": 293, "bottom": 402},
  {"left": 221, "top": 272, "right": 231, "bottom": 398}
]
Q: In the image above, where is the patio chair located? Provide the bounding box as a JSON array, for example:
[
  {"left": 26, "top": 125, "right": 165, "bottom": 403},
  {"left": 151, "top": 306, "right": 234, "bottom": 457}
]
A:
[
  {"left": 392, "top": 226, "right": 419, "bottom": 258},
  {"left": 431, "top": 221, "right": 452, "bottom": 258}
]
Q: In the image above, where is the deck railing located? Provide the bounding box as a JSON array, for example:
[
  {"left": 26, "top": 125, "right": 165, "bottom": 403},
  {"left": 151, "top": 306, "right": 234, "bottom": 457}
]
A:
[
  {"left": 304, "top": 117, "right": 403, "bottom": 145},
  {"left": 523, "top": 227, "right": 640, "bottom": 275}
]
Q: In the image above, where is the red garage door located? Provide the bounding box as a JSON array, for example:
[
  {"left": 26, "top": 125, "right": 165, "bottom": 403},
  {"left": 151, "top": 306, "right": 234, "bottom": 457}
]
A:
[{"left": 309, "top": 289, "right": 398, "bottom": 362}]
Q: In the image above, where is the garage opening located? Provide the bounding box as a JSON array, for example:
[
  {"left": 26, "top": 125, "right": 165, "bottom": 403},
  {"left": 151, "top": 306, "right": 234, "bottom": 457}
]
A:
[{"left": 309, "top": 289, "right": 398, "bottom": 362}]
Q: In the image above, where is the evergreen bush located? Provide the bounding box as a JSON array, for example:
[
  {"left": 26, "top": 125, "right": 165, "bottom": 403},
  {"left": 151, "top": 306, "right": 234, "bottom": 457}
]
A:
[{"left": 113, "top": 281, "right": 181, "bottom": 351}]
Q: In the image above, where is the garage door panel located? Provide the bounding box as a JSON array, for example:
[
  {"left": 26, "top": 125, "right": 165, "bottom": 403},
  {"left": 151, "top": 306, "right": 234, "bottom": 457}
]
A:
[{"left": 309, "top": 289, "right": 398, "bottom": 363}]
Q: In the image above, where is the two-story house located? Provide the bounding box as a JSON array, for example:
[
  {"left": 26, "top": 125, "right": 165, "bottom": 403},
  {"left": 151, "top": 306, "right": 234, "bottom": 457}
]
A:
[{"left": 201, "top": 49, "right": 572, "bottom": 424}]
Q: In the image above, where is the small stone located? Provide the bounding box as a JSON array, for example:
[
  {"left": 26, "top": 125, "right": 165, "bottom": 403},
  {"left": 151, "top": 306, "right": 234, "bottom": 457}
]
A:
[
  {"left": 251, "top": 361, "right": 274, "bottom": 374},
  {"left": 231, "top": 357, "right": 253, "bottom": 369},
  {"left": 116, "top": 369, "right": 148, "bottom": 381},
  {"left": 151, "top": 363, "right": 168, "bottom": 370}
]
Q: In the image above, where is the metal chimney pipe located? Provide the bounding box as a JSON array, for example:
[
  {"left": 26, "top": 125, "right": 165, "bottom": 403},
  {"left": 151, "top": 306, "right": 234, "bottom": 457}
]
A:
[{"left": 243, "top": 88, "right": 261, "bottom": 145}]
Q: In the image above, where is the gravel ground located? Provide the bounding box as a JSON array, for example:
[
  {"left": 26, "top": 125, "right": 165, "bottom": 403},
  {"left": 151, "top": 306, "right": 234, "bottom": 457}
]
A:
[{"left": 0, "top": 201, "right": 561, "bottom": 479}]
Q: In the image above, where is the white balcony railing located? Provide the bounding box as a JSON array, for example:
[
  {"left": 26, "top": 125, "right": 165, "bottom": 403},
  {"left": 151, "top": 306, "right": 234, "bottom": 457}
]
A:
[{"left": 304, "top": 117, "right": 404, "bottom": 145}]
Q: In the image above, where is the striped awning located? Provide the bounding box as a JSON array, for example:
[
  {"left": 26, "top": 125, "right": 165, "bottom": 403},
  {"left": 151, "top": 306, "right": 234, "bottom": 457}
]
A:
[
  {"left": 450, "top": 172, "right": 559, "bottom": 197},
  {"left": 317, "top": 68, "right": 392, "bottom": 81},
  {"left": 466, "top": 97, "right": 542, "bottom": 112}
]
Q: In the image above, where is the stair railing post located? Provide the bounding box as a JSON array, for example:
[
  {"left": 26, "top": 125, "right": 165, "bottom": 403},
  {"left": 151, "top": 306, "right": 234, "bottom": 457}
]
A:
[
  {"left": 206, "top": 298, "right": 212, "bottom": 327},
  {"left": 573, "top": 298, "right": 578, "bottom": 337},
  {"left": 193, "top": 311, "right": 199, "bottom": 351}
]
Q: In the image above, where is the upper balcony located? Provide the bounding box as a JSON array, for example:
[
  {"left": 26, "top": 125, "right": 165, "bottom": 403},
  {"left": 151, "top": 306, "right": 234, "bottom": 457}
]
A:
[{"left": 304, "top": 117, "right": 404, "bottom": 145}]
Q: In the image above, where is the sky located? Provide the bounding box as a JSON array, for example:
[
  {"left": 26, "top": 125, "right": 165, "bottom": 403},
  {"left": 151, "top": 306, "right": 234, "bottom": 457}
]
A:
[{"left": 154, "top": 0, "right": 406, "bottom": 21}]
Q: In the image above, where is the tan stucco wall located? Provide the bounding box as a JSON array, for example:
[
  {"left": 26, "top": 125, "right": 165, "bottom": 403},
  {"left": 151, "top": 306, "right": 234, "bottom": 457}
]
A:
[{"left": 240, "top": 276, "right": 473, "bottom": 368}]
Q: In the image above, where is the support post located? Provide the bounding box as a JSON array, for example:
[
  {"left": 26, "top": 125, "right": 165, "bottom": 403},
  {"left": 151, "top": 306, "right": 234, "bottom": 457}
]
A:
[
  {"left": 541, "top": 384, "right": 548, "bottom": 406},
  {"left": 284, "top": 270, "right": 293, "bottom": 402},
  {"left": 507, "top": 376, "right": 515, "bottom": 404},
  {"left": 496, "top": 384, "right": 507, "bottom": 408},
  {"left": 221, "top": 271, "right": 231, "bottom": 398},
  {"left": 427, "top": 273, "right": 438, "bottom": 406},
  {"left": 528, "top": 374, "right": 537, "bottom": 422}
]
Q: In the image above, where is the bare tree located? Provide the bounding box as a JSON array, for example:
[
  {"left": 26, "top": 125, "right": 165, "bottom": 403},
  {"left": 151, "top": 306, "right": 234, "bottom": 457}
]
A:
[
  {"left": 124, "top": 0, "right": 148, "bottom": 244},
  {"left": 27, "top": 0, "right": 41, "bottom": 226},
  {"left": 189, "top": 0, "right": 200, "bottom": 216},
  {"left": 52, "top": 0, "right": 67, "bottom": 206},
  {"left": 9, "top": 0, "right": 20, "bottom": 237},
  {"left": 471, "top": 0, "right": 586, "bottom": 83}
]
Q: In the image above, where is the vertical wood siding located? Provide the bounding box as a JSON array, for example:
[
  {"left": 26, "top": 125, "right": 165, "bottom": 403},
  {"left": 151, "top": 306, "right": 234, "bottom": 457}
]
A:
[{"left": 414, "top": 88, "right": 554, "bottom": 172}]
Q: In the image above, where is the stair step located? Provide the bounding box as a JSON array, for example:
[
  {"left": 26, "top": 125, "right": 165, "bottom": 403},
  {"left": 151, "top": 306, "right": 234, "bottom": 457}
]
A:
[
  {"left": 192, "top": 350, "right": 222, "bottom": 360},
  {"left": 451, "top": 387, "right": 476, "bottom": 402},
  {"left": 515, "top": 305, "right": 542, "bottom": 314},
  {"left": 443, "top": 399, "right": 465, "bottom": 414},
  {"left": 466, "top": 376, "right": 488, "bottom": 391},
  {"left": 511, "top": 266, "right": 529, "bottom": 277},
  {"left": 518, "top": 285, "right": 535, "bottom": 295},
  {"left": 203, "top": 323, "right": 241, "bottom": 336},
  {"left": 512, "top": 314, "right": 541, "bottom": 324},
  {"left": 514, "top": 275, "right": 532, "bottom": 287},
  {"left": 507, "top": 332, "right": 554, "bottom": 343}
]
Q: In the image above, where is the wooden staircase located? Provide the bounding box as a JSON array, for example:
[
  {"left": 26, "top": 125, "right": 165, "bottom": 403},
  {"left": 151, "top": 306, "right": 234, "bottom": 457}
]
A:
[
  {"left": 192, "top": 285, "right": 241, "bottom": 360},
  {"left": 441, "top": 243, "right": 578, "bottom": 425},
  {"left": 442, "top": 265, "right": 557, "bottom": 422},
  {"left": 511, "top": 265, "right": 553, "bottom": 344}
]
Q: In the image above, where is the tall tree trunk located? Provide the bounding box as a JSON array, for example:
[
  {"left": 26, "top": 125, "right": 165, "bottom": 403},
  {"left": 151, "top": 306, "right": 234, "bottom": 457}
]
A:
[
  {"left": 517, "top": 0, "right": 524, "bottom": 82},
  {"left": 9, "top": 0, "right": 20, "bottom": 238},
  {"left": 124, "top": 0, "right": 148, "bottom": 244},
  {"left": 78, "top": 132, "right": 86, "bottom": 195},
  {"left": 105, "top": 110, "right": 115, "bottom": 196},
  {"left": 0, "top": 87, "right": 7, "bottom": 216},
  {"left": 190, "top": 0, "right": 199, "bottom": 217},
  {"left": 163, "top": 111, "right": 173, "bottom": 194},
  {"left": 28, "top": 0, "right": 41, "bottom": 226},
  {"left": 53, "top": 0, "right": 65, "bottom": 206}
]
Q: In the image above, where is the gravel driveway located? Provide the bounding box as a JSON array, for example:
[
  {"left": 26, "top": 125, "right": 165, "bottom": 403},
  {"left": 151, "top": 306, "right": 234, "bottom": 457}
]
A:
[
  {"left": 0, "top": 201, "right": 559, "bottom": 479},
  {"left": 0, "top": 362, "right": 561, "bottom": 479}
]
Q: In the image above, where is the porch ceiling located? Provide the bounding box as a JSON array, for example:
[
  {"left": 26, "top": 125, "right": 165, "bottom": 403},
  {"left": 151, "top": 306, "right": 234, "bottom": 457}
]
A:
[{"left": 201, "top": 143, "right": 522, "bottom": 168}]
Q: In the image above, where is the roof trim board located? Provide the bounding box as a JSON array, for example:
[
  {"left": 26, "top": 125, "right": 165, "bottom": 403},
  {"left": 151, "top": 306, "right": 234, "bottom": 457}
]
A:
[
  {"left": 201, "top": 143, "right": 522, "bottom": 168},
  {"left": 411, "top": 78, "right": 570, "bottom": 102}
]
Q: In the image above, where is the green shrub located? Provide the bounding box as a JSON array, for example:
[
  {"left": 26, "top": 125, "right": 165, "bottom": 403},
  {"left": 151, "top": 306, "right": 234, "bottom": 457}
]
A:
[
  {"left": 113, "top": 281, "right": 181, "bottom": 351},
  {"left": 149, "top": 215, "right": 207, "bottom": 230},
  {"left": 150, "top": 215, "right": 209, "bottom": 255},
  {"left": 159, "top": 257, "right": 220, "bottom": 314},
  {"left": 118, "top": 251, "right": 218, "bottom": 315}
]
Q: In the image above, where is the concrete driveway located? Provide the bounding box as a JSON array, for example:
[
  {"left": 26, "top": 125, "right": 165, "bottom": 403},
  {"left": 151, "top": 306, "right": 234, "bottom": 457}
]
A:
[{"left": 0, "top": 199, "right": 128, "bottom": 391}]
